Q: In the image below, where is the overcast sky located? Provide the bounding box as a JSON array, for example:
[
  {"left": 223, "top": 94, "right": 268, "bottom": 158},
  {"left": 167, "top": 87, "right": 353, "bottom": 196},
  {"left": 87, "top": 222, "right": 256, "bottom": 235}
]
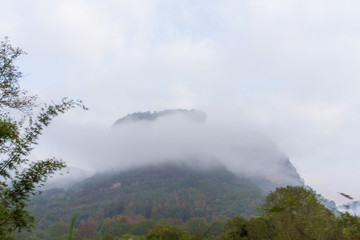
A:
[{"left": 2, "top": 0, "right": 360, "bottom": 204}]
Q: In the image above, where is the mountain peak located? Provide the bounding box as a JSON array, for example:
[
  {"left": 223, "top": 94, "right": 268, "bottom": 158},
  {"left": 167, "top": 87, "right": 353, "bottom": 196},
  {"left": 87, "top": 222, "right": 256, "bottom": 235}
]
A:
[{"left": 112, "top": 109, "right": 206, "bottom": 128}]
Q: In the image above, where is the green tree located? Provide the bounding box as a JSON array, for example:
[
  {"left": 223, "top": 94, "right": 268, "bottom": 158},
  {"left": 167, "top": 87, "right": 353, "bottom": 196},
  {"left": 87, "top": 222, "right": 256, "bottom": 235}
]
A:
[
  {"left": 338, "top": 212, "right": 360, "bottom": 240},
  {"left": 102, "top": 233, "right": 115, "bottom": 240},
  {"left": 186, "top": 217, "right": 208, "bottom": 237},
  {"left": 261, "top": 186, "right": 342, "bottom": 240},
  {"left": 246, "top": 217, "right": 274, "bottom": 240},
  {"left": 0, "top": 37, "right": 86, "bottom": 239},
  {"left": 48, "top": 222, "right": 69, "bottom": 238},
  {"left": 145, "top": 224, "right": 190, "bottom": 240},
  {"left": 218, "top": 215, "right": 248, "bottom": 240}
]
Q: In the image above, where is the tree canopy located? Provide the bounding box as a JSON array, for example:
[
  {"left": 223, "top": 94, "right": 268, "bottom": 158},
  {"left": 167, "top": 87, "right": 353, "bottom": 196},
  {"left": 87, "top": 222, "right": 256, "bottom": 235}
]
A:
[{"left": 261, "top": 186, "right": 342, "bottom": 240}]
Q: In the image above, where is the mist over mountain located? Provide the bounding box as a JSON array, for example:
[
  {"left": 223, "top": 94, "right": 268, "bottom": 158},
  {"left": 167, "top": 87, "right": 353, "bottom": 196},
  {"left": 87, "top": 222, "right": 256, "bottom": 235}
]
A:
[
  {"left": 29, "top": 109, "right": 336, "bottom": 233},
  {"left": 110, "top": 109, "right": 303, "bottom": 187},
  {"left": 43, "top": 167, "right": 94, "bottom": 190},
  {"left": 45, "top": 108, "right": 304, "bottom": 189}
]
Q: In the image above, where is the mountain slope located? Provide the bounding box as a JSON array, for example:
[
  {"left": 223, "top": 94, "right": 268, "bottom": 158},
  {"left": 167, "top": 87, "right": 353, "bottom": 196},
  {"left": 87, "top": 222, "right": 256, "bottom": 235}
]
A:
[
  {"left": 29, "top": 109, "right": 306, "bottom": 229},
  {"left": 30, "top": 163, "right": 266, "bottom": 228}
]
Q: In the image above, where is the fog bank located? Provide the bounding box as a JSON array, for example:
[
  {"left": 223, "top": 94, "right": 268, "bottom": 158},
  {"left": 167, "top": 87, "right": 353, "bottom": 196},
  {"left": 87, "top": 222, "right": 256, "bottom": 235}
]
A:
[{"left": 37, "top": 109, "right": 302, "bottom": 186}]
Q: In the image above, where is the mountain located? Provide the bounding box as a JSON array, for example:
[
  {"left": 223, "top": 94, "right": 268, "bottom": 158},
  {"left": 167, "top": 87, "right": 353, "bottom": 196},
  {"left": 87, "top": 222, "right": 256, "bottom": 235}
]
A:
[
  {"left": 111, "top": 109, "right": 304, "bottom": 188},
  {"left": 30, "top": 162, "right": 268, "bottom": 228},
  {"left": 29, "top": 109, "right": 307, "bottom": 229}
]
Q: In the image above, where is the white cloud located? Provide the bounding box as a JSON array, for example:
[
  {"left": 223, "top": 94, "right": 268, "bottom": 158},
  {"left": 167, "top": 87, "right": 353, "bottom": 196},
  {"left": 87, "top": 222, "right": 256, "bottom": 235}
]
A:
[
  {"left": 166, "top": 84, "right": 197, "bottom": 109},
  {"left": 295, "top": 104, "right": 344, "bottom": 130},
  {"left": 158, "top": 38, "right": 217, "bottom": 64}
]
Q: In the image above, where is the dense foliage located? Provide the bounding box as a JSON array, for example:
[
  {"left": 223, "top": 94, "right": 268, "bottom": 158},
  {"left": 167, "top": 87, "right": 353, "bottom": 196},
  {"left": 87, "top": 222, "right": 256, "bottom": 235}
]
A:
[
  {"left": 262, "top": 186, "right": 341, "bottom": 239},
  {"left": 28, "top": 163, "right": 265, "bottom": 229},
  {"left": 14, "top": 186, "right": 360, "bottom": 240}
]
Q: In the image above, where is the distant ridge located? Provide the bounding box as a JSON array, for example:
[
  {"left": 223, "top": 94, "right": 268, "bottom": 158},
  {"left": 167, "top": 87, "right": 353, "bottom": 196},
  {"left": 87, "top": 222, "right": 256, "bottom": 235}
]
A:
[{"left": 112, "top": 109, "right": 206, "bottom": 128}]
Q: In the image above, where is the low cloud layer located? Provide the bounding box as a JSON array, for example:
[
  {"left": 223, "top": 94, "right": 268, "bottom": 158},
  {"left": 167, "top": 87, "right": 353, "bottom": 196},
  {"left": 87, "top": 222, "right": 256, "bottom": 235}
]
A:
[{"left": 36, "top": 110, "right": 302, "bottom": 187}]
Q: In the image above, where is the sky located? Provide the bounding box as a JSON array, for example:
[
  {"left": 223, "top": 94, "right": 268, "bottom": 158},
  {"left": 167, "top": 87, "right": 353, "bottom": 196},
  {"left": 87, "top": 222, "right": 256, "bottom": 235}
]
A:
[{"left": 1, "top": 0, "right": 360, "bottom": 205}]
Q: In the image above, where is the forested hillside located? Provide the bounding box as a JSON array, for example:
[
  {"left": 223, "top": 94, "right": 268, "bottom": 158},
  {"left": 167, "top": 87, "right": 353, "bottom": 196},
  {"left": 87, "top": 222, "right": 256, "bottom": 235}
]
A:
[
  {"left": 29, "top": 163, "right": 265, "bottom": 229},
  {"left": 18, "top": 184, "right": 359, "bottom": 240}
]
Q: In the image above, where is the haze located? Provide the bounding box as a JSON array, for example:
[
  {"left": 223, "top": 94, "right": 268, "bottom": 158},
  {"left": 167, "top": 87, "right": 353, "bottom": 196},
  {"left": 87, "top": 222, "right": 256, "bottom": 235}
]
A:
[
  {"left": 2, "top": 0, "right": 360, "bottom": 204},
  {"left": 40, "top": 111, "right": 301, "bottom": 186}
]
